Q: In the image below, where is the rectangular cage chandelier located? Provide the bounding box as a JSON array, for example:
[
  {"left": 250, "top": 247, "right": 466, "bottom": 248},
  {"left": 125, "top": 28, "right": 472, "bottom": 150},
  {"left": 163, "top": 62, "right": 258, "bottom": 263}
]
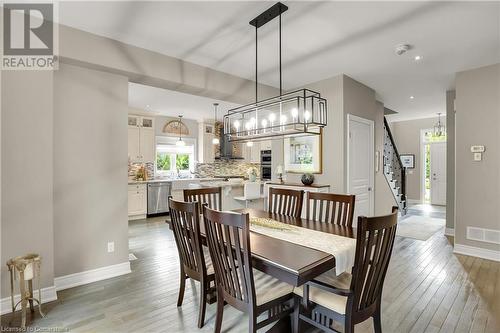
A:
[
  {"left": 223, "top": 2, "right": 328, "bottom": 143},
  {"left": 224, "top": 89, "right": 327, "bottom": 142}
]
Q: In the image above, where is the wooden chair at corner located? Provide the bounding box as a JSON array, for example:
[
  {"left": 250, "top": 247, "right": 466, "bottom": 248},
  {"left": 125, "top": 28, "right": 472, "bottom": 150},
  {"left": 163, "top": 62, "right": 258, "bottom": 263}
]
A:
[
  {"left": 293, "top": 207, "right": 399, "bottom": 333},
  {"left": 167, "top": 197, "right": 216, "bottom": 328},
  {"left": 184, "top": 187, "right": 222, "bottom": 215},
  {"left": 268, "top": 187, "right": 304, "bottom": 218},
  {"left": 306, "top": 192, "right": 356, "bottom": 227},
  {"left": 202, "top": 205, "right": 294, "bottom": 333}
]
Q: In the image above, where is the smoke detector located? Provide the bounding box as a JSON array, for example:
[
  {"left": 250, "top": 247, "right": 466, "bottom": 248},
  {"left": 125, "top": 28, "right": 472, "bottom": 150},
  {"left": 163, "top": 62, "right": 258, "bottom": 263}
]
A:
[{"left": 395, "top": 44, "right": 411, "bottom": 55}]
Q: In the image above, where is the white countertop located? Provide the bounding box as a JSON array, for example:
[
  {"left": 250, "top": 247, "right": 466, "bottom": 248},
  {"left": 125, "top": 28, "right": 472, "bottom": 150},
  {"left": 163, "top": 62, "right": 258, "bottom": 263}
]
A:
[{"left": 128, "top": 177, "right": 220, "bottom": 185}]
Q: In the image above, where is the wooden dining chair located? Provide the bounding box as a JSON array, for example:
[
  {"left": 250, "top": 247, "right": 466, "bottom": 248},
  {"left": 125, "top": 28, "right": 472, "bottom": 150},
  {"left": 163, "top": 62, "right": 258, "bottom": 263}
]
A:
[
  {"left": 293, "top": 207, "right": 399, "bottom": 333},
  {"left": 168, "top": 197, "right": 216, "bottom": 328},
  {"left": 268, "top": 187, "right": 304, "bottom": 218},
  {"left": 184, "top": 187, "right": 222, "bottom": 215},
  {"left": 306, "top": 192, "right": 356, "bottom": 227},
  {"left": 202, "top": 205, "right": 294, "bottom": 333}
]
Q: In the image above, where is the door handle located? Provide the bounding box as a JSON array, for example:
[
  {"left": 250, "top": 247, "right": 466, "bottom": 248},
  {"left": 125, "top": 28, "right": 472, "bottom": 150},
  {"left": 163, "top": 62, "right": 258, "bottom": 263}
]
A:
[{"left": 368, "top": 187, "right": 372, "bottom": 191}]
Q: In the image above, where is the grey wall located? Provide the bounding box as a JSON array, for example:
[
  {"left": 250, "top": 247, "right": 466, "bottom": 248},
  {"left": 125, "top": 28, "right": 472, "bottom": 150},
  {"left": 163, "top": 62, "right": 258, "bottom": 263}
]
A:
[
  {"left": 54, "top": 63, "right": 129, "bottom": 276},
  {"left": 276, "top": 75, "right": 344, "bottom": 193},
  {"left": 1, "top": 20, "right": 279, "bottom": 293},
  {"left": 390, "top": 117, "right": 440, "bottom": 202},
  {"left": 274, "top": 75, "right": 394, "bottom": 215},
  {"left": 455, "top": 63, "right": 500, "bottom": 251},
  {"left": 58, "top": 23, "right": 278, "bottom": 105},
  {"left": 1, "top": 71, "right": 55, "bottom": 297},
  {"left": 446, "top": 91, "right": 456, "bottom": 230}
]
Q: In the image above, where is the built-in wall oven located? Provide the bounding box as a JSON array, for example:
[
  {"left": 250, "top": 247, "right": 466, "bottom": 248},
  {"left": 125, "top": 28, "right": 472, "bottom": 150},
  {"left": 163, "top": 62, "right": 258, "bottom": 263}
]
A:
[{"left": 261, "top": 150, "right": 272, "bottom": 181}]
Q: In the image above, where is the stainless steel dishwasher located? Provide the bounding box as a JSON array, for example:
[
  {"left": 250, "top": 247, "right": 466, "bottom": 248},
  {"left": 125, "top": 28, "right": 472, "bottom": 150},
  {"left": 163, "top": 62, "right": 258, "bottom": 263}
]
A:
[{"left": 147, "top": 181, "right": 172, "bottom": 216}]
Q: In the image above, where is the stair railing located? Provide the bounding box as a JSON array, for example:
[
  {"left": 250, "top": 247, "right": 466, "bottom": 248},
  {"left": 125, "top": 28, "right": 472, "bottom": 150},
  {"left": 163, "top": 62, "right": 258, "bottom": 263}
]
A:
[{"left": 383, "top": 117, "right": 407, "bottom": 214}]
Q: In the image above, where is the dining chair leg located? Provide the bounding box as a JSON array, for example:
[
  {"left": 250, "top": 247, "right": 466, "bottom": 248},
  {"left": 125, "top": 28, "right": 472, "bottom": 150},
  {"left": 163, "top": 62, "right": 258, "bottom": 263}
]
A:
[
  {"left": 373, "top": 305, "right": 382, "bottom": 333},
  {"left": 177, "top": 265, "right": 186, "bottom": 307},
  {"left": 197, "top": 279, "right": 207, "bottom": 328},
  {"left": 248, "top": 312, "right": 257, "bottom": 333},
  {"left": 292, "top": 297, "right": 300, "bottom": 333},
  {"left": 214, "top": 289, "right": 224, "bottom": 333},
  {"left": 345, "top": 318, "right": 354, "bottom": 333}
]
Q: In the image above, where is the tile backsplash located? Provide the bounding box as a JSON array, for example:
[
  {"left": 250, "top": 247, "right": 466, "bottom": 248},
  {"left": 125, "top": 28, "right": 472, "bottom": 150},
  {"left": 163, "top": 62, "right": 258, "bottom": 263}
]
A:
[
  {"left": 128, "top": 161, "right": 154, "bottom": 180},
  {"left": 195, "top": 161, "right": 260, "bottom": 178}
]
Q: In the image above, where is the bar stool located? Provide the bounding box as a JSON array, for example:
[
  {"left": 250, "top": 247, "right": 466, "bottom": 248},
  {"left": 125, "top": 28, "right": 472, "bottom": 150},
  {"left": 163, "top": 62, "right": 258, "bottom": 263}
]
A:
[{"left": 7, "top": 253, "right": 45, "bottom": 328}]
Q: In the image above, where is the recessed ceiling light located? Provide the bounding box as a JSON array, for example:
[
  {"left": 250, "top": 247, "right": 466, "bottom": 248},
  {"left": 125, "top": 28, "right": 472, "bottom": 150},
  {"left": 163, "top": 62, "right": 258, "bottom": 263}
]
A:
[
  {"left": 414, "top": 55, "right": 422, "bottom": 61},
  {"left": 410, "top": 96, "right": 415, "bottom": 100}
]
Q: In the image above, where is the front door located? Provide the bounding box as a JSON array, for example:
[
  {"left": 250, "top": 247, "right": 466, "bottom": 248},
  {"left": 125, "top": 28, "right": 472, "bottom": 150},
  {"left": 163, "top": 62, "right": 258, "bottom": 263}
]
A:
[
  {"left": 430, "top": 142, "right": 446, "bottom": 205},
  {"left": 348, "top": 115, "right": 374, "bottom": 219}
]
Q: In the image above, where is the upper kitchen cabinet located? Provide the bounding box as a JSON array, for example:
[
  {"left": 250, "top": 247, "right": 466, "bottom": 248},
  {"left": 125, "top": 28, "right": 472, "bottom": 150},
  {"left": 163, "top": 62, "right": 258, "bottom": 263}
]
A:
[
  {"left": 260, "top": 140, "right": 272, "bottom": 151},
  {"left": 198, "top": 122, "right": 215, "bottom": 163},
  {"left": 128, "top": 115, "right": 155, "bottom": 162}
]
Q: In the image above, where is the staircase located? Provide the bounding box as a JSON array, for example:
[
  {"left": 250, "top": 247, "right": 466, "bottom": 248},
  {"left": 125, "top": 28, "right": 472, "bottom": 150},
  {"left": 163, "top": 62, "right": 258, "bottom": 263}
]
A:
[{"left": 383, "top": 117, "right": 407, "bottom": 215}]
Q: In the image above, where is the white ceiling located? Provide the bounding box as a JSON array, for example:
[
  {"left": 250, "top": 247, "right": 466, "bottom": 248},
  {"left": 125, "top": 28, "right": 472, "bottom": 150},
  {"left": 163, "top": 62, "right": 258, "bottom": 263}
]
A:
[
  {"left": 59, "top": 1, "right": 500, "bottom": 121},
  {"left": 128, "top": 82, "right": 240, "bottom": 121}
]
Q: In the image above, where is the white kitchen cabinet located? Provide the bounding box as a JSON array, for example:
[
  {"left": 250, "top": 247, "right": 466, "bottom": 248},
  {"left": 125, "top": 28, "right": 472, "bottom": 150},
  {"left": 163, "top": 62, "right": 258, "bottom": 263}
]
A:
[
  {"left": 243, "top": 142, "right": 261, "bottom": 163},
  {"left": 128, "top": 115, "right": 154, "bottom": 163},
  {"left": 140, "top": 127, "right": 155, "bottom": 162},
  {"left": 128, "top": 126, "right": 141, "bottom": 161},
  {"left": 198, "top": 122, "right": 215, "bottom": 163},
  {"left": 260, "top": 140, "right": 272, "bottom": 151},
  {"left": 128, "top": 183, "right": 147, "bottom": 219}
]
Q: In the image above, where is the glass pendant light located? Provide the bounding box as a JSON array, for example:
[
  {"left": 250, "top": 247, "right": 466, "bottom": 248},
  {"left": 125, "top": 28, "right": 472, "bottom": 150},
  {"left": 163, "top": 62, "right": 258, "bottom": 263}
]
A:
[
  {"left": 212, "top": 103, "right": 220, "bottom": 145},
  {"left": 433, "top": 113, "right": 445, "bottom": 137},
  {"left": 176, "top": 115, "right": 185, "bottom": 146}
]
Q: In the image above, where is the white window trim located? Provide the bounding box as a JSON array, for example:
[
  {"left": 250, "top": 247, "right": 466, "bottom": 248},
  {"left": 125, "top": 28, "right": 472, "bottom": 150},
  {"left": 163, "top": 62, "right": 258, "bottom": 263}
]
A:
[{"left": 155, "top": 136, "right": 196, "bottom": 176}]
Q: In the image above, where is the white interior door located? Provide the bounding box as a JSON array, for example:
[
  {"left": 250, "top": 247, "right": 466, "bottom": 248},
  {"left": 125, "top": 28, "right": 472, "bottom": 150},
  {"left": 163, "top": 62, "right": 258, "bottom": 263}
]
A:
[
  {"left": 430, "top": 142, "right": 446, "bottom": 205},
  {"left": 348, "top": 115, "right": 374, "bottom": 219}
]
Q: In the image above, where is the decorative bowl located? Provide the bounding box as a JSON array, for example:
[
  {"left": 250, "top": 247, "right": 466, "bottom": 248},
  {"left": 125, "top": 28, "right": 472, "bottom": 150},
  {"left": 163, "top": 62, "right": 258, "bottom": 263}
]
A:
[{"left": 301, "top": 173, "right": 314, "bottom": 185}]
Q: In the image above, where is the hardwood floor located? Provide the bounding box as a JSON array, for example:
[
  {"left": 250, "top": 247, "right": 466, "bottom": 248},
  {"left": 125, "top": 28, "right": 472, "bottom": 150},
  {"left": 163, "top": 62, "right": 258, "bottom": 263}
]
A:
[{"left": 2, "top": 215, "right": 499, "bottom": 332}]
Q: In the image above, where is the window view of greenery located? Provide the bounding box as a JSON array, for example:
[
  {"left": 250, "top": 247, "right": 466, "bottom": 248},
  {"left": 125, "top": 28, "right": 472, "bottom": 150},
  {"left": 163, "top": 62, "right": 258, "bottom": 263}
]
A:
[
  {"left": 156, "top": 153, "right": 172, "bottom": 171},
  {"left": 176, "top": 154, "right": 190, "bottom": 170}
]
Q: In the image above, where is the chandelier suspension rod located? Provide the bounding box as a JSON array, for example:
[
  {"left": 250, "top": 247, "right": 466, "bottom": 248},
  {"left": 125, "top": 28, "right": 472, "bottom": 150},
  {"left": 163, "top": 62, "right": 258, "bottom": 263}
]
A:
[
  {"left": 255, "top": 26, "right": 258, "bottom": 103},
  {"left": 279, "top": 11, "right": 282, "bottom": 96}
]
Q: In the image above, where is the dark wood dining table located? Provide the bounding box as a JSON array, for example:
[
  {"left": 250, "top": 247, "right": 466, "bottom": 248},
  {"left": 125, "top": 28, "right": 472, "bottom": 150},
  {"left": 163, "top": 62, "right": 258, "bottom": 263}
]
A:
[{"left": 182, "top": 208, "right": 356, "bottom": 287}]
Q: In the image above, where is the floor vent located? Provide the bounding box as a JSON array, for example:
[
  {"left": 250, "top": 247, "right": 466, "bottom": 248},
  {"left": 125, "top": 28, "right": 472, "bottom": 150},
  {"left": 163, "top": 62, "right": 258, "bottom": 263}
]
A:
[
  {"left": 467, "top": 227, "right": 500, "bottom": 245},
  {"left": 129, "top": 253, "right": 138, "bottom": 261}
]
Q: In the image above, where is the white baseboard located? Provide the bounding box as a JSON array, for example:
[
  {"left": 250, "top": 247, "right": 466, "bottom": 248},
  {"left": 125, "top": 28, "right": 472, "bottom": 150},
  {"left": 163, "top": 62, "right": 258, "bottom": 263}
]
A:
[
  {"left": 454, "top": 244, "right": 500, "bottom": 262},
  {"left": 1, "top": 285, "right": 57, "bottom": 315},
  {"left": 128, "top": 214, "right": 146, "bottom": 221},
  {"left": 445, "top": 228, "right": 455, "bottom": 236},
  {"left": 54, "top": 262, "right": 131, "bottom": 291},
  {"left": 407, "top": 199, "right": 421, "bottom": 205}
]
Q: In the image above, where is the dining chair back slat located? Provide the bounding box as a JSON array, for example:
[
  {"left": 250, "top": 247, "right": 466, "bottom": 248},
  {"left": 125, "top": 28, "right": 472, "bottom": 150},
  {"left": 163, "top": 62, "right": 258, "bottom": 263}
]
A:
[
  {"left": 306, "top": 192, "right": 355, "bottom": 226},
  {"left": 350, "top": 206, "right": 398, "bottom": 315},
  {"left": 184, "top": 187, "right": 222, "bottom": 215},
  {"left": 202, "top": 206, "right": 255, "bottom": 311},
  {"left": 268, "top": 187, "right": 304, "bottom": 218},
  {"left": 169, "top": 198, "right": 205, "bottom": 275},
  {"left": 168, "top": 197, "right": 216, "bottom": 328}
]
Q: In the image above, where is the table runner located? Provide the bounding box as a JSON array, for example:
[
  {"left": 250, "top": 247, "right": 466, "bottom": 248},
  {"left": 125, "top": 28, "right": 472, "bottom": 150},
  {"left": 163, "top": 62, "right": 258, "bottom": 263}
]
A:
[{"left": 249, "top": 217, "right": 356, "bottom": 276}]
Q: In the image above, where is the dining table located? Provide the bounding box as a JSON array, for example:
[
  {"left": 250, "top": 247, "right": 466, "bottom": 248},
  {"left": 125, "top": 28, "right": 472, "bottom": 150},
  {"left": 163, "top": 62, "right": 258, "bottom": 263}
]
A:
[
  {"left": 180, "top": 208, "right": 356, "bottom": 287},
  {"left": 167, "top": 207, "right": 356, "bottom": 332}
]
